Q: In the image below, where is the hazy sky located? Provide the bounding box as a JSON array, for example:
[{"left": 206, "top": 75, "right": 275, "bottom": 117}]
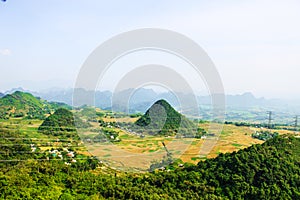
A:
[{"left": 0, "top": 0, "right": 300, "bottom": 99}]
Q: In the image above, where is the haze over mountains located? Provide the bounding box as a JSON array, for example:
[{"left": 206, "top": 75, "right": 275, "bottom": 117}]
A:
[{"left": 1, "top": 87, "right": 299, "bottom": 123}]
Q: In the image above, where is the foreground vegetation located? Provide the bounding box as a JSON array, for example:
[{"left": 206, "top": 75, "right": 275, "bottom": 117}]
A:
[{"left": 1, "top": 126, "right": 299, "bottom": 199}]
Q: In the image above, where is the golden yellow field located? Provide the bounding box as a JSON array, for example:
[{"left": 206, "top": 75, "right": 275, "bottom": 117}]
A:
[
  {"left": 83, "top": 119, "right": 297, "bottom": 171},
  {"left": 2, "top": 114, "right": 296, "bottom": 172}
]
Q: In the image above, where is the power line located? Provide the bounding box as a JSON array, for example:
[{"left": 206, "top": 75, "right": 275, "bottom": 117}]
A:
[
  {"left": 162, "top": 141, "right": 172, "bottom": 159},
  {"left": 294, "top": 115, "right": 298, "bottom": 132},
  {"left": 267, "top": 111, "right": 273, "bottom": 129}
]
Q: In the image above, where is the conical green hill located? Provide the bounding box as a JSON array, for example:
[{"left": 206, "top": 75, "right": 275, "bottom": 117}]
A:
[{"left": 135, "top": 99, "right": 198, "bottom": 136}]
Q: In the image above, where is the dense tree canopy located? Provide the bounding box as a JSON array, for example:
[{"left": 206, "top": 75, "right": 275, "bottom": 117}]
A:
[
  {"left": 37, "top": 108, "right": 91, "bottom": 140},
  {"left": 0, "top": 91, "right": 70, "bottom": 119},
  {"left": 1, "top": 129, "right": 299, "bottom": 199},
  {"left": 38, "top": 108, "right": 77, "bottom": 137},
  {"left": 134, "top": 99, "right": 199, "bottom": 136}
]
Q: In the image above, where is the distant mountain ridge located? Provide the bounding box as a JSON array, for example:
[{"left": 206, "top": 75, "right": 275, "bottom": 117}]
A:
[
  {"left": 4, "top": 87, "right": 37, "bottom": 95},
  {"left": 3, "top": 88, "right": 299, "bottom": 123},
  {"left": 3, "top": 87, "right": 287, "bottom": 109}
]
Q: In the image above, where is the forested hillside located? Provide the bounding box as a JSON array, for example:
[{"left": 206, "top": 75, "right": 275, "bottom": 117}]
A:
[
  {"left": 38, "top": 108, "right": 90, "bottom": 138},
  {"left": 135, "top": 99, "right": 199, "bottom": 136},
  {"left": 0, "top": 91, "right": 70, "bottom": 119},
  {"left": 1, "top": 132, "right": 299, "bottom": 199}
]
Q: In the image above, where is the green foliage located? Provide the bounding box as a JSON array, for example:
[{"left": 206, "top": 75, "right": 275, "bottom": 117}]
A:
[
  {"left": 100, "top": 127, "right": 120, "bottom": 142},
  {"left": 226, "top": 121, "right": 279, "bottom": 129},
  {"left": 0, "top": 131, "right": 300, "bottom": 199},
  {"left": 38, "top": 108, "right": 83, "bottom": 138},
  {"left": 129, "top": 113, "right": 143, "bottom": 118},
  {"left": 0, "top": 127, "right": 39, "bottom": 167},
  {"left": 77, "top": 107, "right": 98, "bottom": 122},
  {"left": 0, "top": 91, "right": 70, "bottom": 120},
  {"left": 134, "top": 99, "right": 198, "bottom": 136},
  {"left": 252, "top": 130, "right": 279, "bottom": 141}
]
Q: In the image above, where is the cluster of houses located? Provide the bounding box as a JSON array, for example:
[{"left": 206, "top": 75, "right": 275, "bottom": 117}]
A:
[
  {"left": 156, "top": 163, "right": 185, "bottom": 172},
  {"left": 48, "top": 148, "right": 77, "bottom": 165},
  {"left": 99, "top": 120, "right": 115, "bottom": 129},
  {"left": 252, "top": 131, "right": 279, "bottom": 141}
]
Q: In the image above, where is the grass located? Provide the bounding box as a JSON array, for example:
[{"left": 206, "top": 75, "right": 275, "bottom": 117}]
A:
[
  {"left": 232, "top": 143, "right": 243, "bottom": 147},
  {"left": 1, "top": 113, "right": 297, "bottom": 171},
  {"left": 191, "top": 157, "right": 201, "bottom": 161},
  {"left": 103, "top": 148, "right": 112, "bottom": 151}
]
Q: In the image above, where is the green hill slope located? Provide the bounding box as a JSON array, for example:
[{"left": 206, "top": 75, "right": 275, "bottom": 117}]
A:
[
  {"left": 38, "top": 108, "right": 90, "bottom": 138},
  {"left": 135, "top": 99, "right": 199, "bottom": 136},
  {"left": 0, "top": 91, "right": 70, "bottom": 119}
]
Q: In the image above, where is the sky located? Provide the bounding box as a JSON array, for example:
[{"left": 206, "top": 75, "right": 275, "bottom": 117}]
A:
[{"left": 0, "top": 0, "right": 300, "bottom": 99}]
